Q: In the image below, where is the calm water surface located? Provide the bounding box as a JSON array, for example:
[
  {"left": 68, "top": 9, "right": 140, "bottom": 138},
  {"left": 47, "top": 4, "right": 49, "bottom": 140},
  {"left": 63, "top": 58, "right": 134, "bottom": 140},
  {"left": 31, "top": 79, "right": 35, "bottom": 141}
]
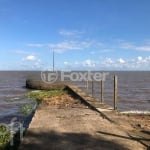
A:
[
  {"left": 0, "top": 71, "right": 39, "bottom": 124},
  {"left": 73, "top": 71, "right": 150, "bottom": 111}
]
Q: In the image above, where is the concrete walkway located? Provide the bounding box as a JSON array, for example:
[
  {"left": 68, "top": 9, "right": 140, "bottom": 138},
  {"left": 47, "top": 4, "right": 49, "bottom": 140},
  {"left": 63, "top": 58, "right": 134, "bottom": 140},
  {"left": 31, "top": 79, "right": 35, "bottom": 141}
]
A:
[
  {"left": 18, "top": 84, "right": 149, "bottom": 150},
  {"left": 19, "top": 106, "right": 147, "bottom": 150},
  {"left": 18, "top": 83, "right": 149, "bottom": 150}
]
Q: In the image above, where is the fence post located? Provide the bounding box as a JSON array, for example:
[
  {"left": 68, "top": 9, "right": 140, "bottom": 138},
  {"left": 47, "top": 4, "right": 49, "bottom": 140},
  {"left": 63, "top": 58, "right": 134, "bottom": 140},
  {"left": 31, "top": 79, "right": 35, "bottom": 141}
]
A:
[
  {"left": 86, "top": 80, "right": 89, "bottom": 92},
  {"left": 101, "top": 80, "right": 104, "bottom": 103},
  {"left": 114, "top": 75, "right": 118, "bottom": 110},
  {"left": 92, "top": 80, "right": 94, "bottom": 97}
]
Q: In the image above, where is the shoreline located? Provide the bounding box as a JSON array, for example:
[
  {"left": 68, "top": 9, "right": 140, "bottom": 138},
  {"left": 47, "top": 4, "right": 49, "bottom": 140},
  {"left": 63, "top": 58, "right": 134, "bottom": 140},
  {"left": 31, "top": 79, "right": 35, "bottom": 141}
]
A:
[{"left": 120, "top": 110, "right": 150, "bottom": 115}]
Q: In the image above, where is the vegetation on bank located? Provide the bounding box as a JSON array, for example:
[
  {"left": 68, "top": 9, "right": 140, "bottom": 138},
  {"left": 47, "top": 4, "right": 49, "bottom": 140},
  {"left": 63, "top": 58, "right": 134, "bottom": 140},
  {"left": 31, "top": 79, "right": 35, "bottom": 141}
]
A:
[
  {"left": 27, "top": 89, "right": 66, "bottom": 102},
  {"left": 21, "top": 104, "right": 34, "bottom": 115},
  {"left": 0, "top": 125, "right": 11, "bottom": 149}
]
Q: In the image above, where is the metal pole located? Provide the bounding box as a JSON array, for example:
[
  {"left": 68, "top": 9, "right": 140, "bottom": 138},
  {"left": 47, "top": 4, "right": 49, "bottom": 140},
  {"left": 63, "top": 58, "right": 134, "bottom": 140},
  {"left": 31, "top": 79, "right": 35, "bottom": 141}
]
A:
[
  {"left": 114, "top": 75, "right": 118, "bottom": 110},
  {"left": 53, "top": 50, "right": 55, "bottom": 72},
  {"left": 101, "top": 80, "right": 104, "bottom": 103},
  {"left": 92, "top": 80, "right": 94, "bottom": 97},
  {"left": 86, "top": 80, "right": 89, "bottom": 92}
]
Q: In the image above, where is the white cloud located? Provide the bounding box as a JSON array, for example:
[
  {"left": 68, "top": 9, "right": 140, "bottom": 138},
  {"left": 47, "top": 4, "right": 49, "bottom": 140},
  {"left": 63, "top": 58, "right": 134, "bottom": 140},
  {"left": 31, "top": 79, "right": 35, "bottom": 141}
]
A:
[
  {"left": 48, "top": 40, "right": 102, "bottom": 53},
  {"left": 119, "top": 41, "right": 150, "bottom": 52},
  {"left": 64, "top": 61, "right": 69, "bottom": 65},
  {"left": 23, "top": 55, "right": 39, "bottom": 61},
  {"left": 59, "top": 29, "right": 83, "bottom": 37},
  {"left": 90, "top": 49, "right": 113, "bottom": 55},
  {"left": 27, "top": 38, "right": 103, "bottom": 54},
  {"left": 119, "top": 42, "right": 134, "bottom": 49},
  {"left": 20, "top": 55, "right": 44, "bottom": 70},
  {"left": 137, "top": 56, "right": 142, "bottom": 61},
  {"left": 14, "top": 50, "right": 30, "bottom": 55},
  {"left": 26, "top": 55, "right": 36, "bottom": 61},
  {"left": 83, "top": 59, "right": 96, "bottom": 67},
  {"left": 46, "top": 56, "right": 150, "bottom": 70},
  {"left": 101, "top": 56, "right": 150, "bottom": 70},
  {"left": 135, "top": 46, "right": 150, "bottom": 51},
  {"left": 118, "top": 58, "right": 125, "bottom": 63},
  {"left": 104, "top": 58, "right": 114, "bottom": 64},
  {"left": 100, "top": 49, "right": 113, "bottom": 53},
  {"left": 27, "top": 43, "right": 45, "bottom": 47},
  {"left": 48, "top": 41, "right": 82, "bottom": 53}
]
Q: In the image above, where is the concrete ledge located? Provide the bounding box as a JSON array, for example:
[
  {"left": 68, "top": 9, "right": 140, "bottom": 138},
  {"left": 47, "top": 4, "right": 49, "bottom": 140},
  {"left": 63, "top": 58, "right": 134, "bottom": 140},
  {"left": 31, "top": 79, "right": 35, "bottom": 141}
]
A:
[
  {"left": 26, "top": 80, "right": 115, "bottom": 122},
  {"left": 26, "top": 79, "right": 66, "bottom": 90}
]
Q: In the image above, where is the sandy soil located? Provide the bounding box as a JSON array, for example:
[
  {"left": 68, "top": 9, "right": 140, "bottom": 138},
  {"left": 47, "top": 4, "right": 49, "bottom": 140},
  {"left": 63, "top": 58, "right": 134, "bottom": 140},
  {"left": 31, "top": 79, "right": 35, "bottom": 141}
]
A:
[
  {"left": 19, "top": 94, "right": 149, "bottom": 150},
  {"left": 126, "top": 114, "right": 150, "bottom": 131}
]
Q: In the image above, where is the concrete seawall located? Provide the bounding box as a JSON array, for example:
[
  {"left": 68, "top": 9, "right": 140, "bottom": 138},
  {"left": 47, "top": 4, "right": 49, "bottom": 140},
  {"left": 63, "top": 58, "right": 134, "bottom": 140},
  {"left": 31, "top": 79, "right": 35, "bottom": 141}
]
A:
[{"left": 26, "top": 79, "right": 115, "bottom": 121}]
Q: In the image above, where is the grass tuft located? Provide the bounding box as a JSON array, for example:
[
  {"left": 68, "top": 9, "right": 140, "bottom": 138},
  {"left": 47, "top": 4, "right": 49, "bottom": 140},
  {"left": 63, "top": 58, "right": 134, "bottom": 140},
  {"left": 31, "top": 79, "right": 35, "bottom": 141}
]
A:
[
  {"left": 27, "top": 90, "right": 66, "bottom": 103},
  {"left": 0, "top": 125, "right": 11, "bottom": 149},
  {"left": 21, "top": 104, "right": 33, "bottom": 115}
]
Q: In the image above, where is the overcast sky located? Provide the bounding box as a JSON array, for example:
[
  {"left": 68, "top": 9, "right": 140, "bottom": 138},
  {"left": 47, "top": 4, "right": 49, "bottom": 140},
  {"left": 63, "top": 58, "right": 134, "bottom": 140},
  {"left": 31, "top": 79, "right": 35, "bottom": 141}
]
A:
[{"left": 0, "top": 0, "right": 150, "bottom": 70}]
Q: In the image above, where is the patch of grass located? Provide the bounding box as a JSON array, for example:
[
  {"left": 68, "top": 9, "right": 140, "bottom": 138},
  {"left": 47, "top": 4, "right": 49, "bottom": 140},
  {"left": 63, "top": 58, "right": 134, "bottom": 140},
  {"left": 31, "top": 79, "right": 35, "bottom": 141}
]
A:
[
  {"left": 20, "top": 99, "right": 37, "bottom": 115},
  {"left": 0, "top": 125, "right": 11, "bottom": 149},
  {"left": 21, "top": 104, "right": 33, "bottom": 115},
  {"left": 27, "top": 90, "right": 66, "bottom": 102}
]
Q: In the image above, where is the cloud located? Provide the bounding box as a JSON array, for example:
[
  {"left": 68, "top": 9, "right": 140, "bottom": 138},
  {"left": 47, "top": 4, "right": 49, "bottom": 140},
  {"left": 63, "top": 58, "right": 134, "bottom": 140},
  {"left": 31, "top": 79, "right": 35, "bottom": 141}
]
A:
[
  {"left": 59, "top": 29, "right": 83, "bottom": 37},
  {"left": 83, "top": 59, "right": 96, "bottom": 67},
  {"left": 118, "top": 58, "right": 125, "bottom": 63},
  {"left": 119, "top": 42, "right": 134, "bottom": 49},
  {"left": 119, "top": 41, "right": 150, "bottom": 51},
  {"left": 27, "top": 43, "right": 45, "bottom": 47},
  {"left": 101, "top": 56, "right": 150, "bottom": 70},
  {"left": 48, "top": 41, "right": 82, "bottom": 53},
  {"left": 48, "top": 40, "right": 102, "bottom": 53},
  {"left": 26, "top": 55, "right": 36, "bottom": 61},
  {"left": 135, "top": 46, "right": 150, "bottom": 51},
  {"left": 27, "top": 38, "right": 103, "bottom": 54},
  {"left": 20, "top": 55, "right": 45, "bottom": 70},
  {"left": 103, "top": 58, "right": 114, "bottom": 64},
  {"left": 38, "top": 55, "right": 150, "bottom": 70},
  {"left": 74, "top": 56, "right": 150, "bottom": 70},
  {"left": 14, "top": 50, "right": 32, "bottom": 55},
  {"left": 64, "top": 61, "right": 69, "bottom": 65},
  {"left": 137, "top": 56, "right": 142, "bottom": 61},
  {"left": 23, "top": 55, "right": 39, "bottom": 61},
  {"left": 90, "top": 49, "right": 113, "bottom": 55}
]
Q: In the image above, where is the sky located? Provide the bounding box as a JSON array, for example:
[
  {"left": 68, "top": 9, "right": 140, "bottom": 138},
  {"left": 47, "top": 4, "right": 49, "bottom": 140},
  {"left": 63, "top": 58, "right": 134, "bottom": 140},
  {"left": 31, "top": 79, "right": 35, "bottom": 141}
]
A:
[{"left": 0, "top": 0, "right": 150, "bottom": 70}]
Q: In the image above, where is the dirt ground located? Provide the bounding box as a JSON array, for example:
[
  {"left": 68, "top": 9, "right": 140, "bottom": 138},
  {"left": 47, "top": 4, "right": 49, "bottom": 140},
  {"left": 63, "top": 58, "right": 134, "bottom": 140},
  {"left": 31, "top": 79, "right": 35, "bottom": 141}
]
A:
[
  {"left": 125, "top": 114, "right": 150, "bottom": 131},
  {"left": 19, "top": 94, "right": 149, "bottom": 150}
]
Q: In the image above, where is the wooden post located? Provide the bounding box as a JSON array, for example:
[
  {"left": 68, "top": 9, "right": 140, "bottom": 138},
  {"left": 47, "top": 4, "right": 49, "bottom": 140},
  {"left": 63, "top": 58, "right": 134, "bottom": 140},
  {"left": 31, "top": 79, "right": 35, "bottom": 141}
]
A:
[
  {"left": 92, "top": 80, "right": 94, "bottom": 97},
  {"left": 114, "top": 75, "right": 118, "bottom": 110},
  {"left": 101, "top": 80, "right": 104, "bottom": 103},
  {"left": 53, "top": 50, "right": 55, "bottom": 72},
  {"left": 86, "top": 80, "right": 89, "bottom": 92}
]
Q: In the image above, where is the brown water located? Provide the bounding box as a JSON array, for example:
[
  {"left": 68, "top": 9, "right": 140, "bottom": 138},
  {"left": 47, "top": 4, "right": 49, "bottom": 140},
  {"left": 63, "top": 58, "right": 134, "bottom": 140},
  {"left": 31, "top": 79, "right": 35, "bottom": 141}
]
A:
[
  {"left": 73, "top": 71, "right": 150, "bottom": 112},
  {"left": 0, "top": 71, "right": 150, "bottom": 124},
  {"left": 0, "top": 71, "right": 39, "bottom": 124}
]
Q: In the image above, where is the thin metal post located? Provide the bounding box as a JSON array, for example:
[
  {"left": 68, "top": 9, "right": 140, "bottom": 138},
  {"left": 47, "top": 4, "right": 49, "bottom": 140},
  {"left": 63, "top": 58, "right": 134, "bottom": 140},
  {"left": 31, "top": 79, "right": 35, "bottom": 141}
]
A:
[
  {"left": 101, "top": 80, "right": 104, "bottom": 103},
  {"left": 114, "top": 75, "right": 118, "bottom": 110},
  {"left": 92, "top": 80, "right": 94, "bottom": 97},
  {"left": 86, "top": 80, "right": 89, "bottom": 92},
  {"left": 53, "top": 50, "right": 55, "bottom": 72}
]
